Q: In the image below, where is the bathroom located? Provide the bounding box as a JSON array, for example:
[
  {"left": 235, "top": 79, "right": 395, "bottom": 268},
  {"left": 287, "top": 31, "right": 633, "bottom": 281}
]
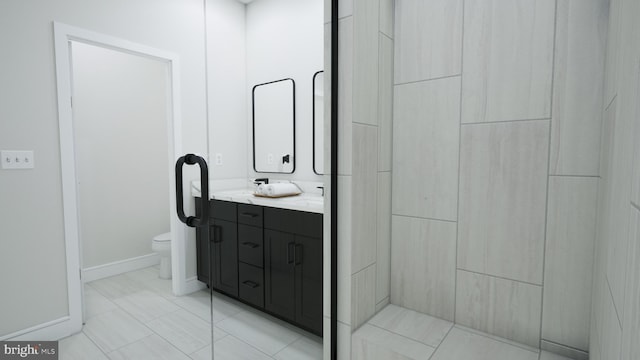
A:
[{"left": 1, "top": 0, "right": 639, "bottom": 359}]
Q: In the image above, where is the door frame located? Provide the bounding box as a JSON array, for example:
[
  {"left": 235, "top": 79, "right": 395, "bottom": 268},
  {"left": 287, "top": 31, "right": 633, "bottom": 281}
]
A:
[{"left": 53, "top": 22, "right": 190, "bottom": 335}]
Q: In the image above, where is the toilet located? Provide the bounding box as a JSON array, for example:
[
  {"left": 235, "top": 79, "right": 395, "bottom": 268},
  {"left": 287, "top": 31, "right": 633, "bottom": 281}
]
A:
[{"left": 152, "top": 232, "right": 172, "bottom": 279}]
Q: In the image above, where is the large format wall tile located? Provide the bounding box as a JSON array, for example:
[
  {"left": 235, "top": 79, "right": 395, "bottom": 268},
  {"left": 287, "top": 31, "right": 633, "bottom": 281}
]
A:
[
  {"left": 603, "top": 0, "right": 619, "bottom": 107},
  {"left": 352, "top": 124, "right": 378, "bottom": 273},
  {"left": 337, "top": 175, "right": 352, "bottom": 324},
  {"left": 632, "top": 103, "right": 640, "bottom": 208},
  {"left": 605, "top": 92, "right": 636, "bottom": 323},
  {"left": 378, "top": 33, "right": 393, "bottom": 172},
  {"left": 542, "top": 176, "right": 598, "bottom": 351},
  {"left": 352, "top": 264, "right": 376, "bottom": 329},
  {"left": 462, "top": 0, "right": 555, "bottom": 124},
  {"left": 338, "top": 17, "right": 353, "bottom": 175},
  {"left": 390, "top": 216, "right": 456, "bottom": 321},
  {"left": 601, "top": 290, "right": 622, "bottom": 360},
  {"left": 394, "top": 0, "right": 462, "bottom": 84},
  {"left": 392, "top": 77, "right": 460, "bottom": 221},
  {"left": 550, "top": 0, "right": 607, "bottom": 176},
  {"left": 458, "top": 120, "right": 549, "bottom": 284},
  {"left": 455, "top": 270, "right": 542, "bottom": 348},
  {"left": 379, "top": 0, "right": 393, "bottom": 38},
  {"left": 622, "top": 207, "right": 640, "bottom": 360},
  {"left": 376, "top": 172, "right": 391, "bottom": 303},
  {"left": 353, "top": 0, "right": 379, "bottom": 126}
]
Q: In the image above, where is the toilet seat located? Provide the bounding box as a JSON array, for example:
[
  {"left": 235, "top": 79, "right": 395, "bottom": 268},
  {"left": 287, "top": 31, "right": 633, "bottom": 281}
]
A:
[{"left": 153, "top": 232, "right": 171, "bottom": 242}]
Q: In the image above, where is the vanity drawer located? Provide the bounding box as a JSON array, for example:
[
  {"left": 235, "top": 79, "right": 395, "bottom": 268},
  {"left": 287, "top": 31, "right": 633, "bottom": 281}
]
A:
[
  {"left": 239, "top": 262, "right": 264, "bottom": 308},
  {"left": 210, "top": 200, "right": 237, "bottom": 222},
  {"left": 264, "top": 207, "right": 322, "bottom": 238},
  {"left": 237, "top": 204, "right": 263, "bottom": 227},
  {"left": 238, "top": 224, "right": 264, "bottom": 267}
]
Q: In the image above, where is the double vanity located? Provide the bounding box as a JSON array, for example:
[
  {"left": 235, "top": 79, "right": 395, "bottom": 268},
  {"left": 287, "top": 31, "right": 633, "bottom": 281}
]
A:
[{"left": 192, "top": 185, "right": 323, "bottom": 336}]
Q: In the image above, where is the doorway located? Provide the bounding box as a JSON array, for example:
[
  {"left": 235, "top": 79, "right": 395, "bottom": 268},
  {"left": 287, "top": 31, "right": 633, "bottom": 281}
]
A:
[
  {"left": 54, "top": 23, "right": 187, "bottom": 334},
  {"left": 70, "top": 40, "right": 171, "bottom": 320}
]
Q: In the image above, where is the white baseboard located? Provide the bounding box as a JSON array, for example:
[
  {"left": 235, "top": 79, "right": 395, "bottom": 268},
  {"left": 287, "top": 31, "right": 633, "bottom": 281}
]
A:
[
  {"left": 82, "top": 253, "right": 160, "bottom": 283},
  {"left": 0, "top": 316, "right": 81, "bottom": 341}
]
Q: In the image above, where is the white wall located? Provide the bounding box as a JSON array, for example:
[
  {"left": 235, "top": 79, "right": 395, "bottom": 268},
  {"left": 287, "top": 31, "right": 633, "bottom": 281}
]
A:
[
  {"left": 207, "top": 0, "right": 247, "bottom": 181},
  {"left": 0, "top": 0, "right": 207, "bottom": 339},
  {"left": 72, "top": 42, "right": 170, "bottom": 269},
  {"left": 246, "top": 0, "right": 324, "bottom": 181}
]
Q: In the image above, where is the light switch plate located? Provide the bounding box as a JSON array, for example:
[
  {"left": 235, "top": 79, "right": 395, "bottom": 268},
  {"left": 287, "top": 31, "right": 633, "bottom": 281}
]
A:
[{"left": 1, "top": 150, "right": 35, "bottom": 169}]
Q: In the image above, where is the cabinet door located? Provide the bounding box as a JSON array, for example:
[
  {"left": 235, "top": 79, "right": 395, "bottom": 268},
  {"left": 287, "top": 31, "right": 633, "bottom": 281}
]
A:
[
  {"left": 264, "top": 229, "right": 296, "bottom": 321},
  {"left": 211, "top": 219, "right": 238, "bottom": 297},
  {"left": 196, "top": 225, "right": 210, "bottom": 286},
  {"left": 295, "top": 235, "right": 323, "bottom": 334},
  {"left": 195, "top": 197, "right": 210, "bottom": 286}
]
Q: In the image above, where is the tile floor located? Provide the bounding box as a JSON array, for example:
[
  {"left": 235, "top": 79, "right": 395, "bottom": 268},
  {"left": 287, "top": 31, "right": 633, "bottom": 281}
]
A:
[
  {"left": 59, "top": 266, "right": 323, "bottom": 360},
  {"left": 60, "top": 267, "right": 579, "bottom": 360},
  {"left": 352, "top": 304, "right": 578, "bottom": 360}
]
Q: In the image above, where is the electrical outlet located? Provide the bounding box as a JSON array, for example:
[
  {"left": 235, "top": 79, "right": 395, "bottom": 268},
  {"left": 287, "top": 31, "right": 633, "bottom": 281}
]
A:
[
  {"left": 215, "top": 153, "right": 223, "bottom": 165},
  {"left": 1, "top": 150, "right": 35, "bottom": 169},
  {"left": 267, "top": 153, "right": 274, "bottom": 165}
]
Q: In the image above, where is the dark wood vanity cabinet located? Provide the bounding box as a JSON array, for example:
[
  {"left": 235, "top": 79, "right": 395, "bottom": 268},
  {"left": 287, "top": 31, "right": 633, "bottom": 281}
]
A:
[
  {"left": 195, "top": 198, "right": 238, "bottom": 297},
  {"left": 264, "top": 208, "right": 323, "bottom": 335},
  {"left": 195, "top": 198, "right": 323, "bottom": 336}
]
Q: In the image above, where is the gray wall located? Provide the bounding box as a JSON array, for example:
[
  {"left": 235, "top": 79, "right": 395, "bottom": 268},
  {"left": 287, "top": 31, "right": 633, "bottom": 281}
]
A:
[
  {"left": 0, "top": 0, "right": 208, "bottom": 338},
  {"left": 72, "top": 42, "right": 170, "bottom": 269},
  {"left": 589, "top": 0, "right": 640, "bottom": 358},
  {"left": 373, "top": 0, "right": 605, "bottom": 354}
]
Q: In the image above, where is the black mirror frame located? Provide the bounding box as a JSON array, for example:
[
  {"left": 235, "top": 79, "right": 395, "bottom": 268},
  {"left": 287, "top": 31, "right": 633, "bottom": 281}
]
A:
[
  {"left": 252, "top": 77, "right": 296, "bottom": 174},
  {"left": 312, "top": 70, "right": 324, "bottom": 175}
]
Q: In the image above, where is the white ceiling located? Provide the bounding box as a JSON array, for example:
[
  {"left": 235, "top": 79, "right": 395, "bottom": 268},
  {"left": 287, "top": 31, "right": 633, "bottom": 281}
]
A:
[{"left": 236, "top": 0, "right": 257, "bottom": 4}]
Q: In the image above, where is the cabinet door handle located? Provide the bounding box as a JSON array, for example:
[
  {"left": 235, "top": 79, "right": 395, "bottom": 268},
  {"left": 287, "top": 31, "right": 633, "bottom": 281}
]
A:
[
  {"left": 240, "top": 212, "right": 259, "bottom": 218},
  {"left": 287, "top": 242, "right": 295, "bottom": 264},
  {"left": 242, "top": 280, "right": 260, "bottom": 288},
  {"left": 212, "top": 225, "right": 223, "bottom": 243},
  {"left": 242, "top": 242, "right": 259, "bottom": 249},
  {"left": 295, "top": 244, "right": 303, "bottom": 265}
]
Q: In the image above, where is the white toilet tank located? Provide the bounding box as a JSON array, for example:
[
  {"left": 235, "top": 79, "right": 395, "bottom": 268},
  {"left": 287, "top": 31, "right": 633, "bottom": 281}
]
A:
[{"left": 152, "top": 232, "right": 172, "bottom": 279}]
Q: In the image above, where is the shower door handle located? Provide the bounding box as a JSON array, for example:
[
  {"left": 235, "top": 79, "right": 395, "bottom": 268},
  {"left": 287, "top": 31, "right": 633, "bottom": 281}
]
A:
[{"left": 175, "top": 154, "right": 209, "bottom": 228}]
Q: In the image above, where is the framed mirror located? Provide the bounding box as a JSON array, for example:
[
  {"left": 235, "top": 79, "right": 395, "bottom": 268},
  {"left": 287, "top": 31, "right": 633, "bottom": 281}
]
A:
[
  {"left": 252, "top": 78, "right": 296, "bottom": 173},
  {"left": 313, "top": 70, "right": 324, "bottom": 175}
]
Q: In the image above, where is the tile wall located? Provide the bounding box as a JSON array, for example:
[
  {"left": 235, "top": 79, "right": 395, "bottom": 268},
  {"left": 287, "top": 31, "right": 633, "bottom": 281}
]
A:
[
  {"left": 325, "top": 0, "right": 394, "bottom": 358},
  {"left": 387, "top": 0, "right": 607, "bottom": 355},
  {"left": 589, "top": 0, "right": 640, "bottom": 359}
]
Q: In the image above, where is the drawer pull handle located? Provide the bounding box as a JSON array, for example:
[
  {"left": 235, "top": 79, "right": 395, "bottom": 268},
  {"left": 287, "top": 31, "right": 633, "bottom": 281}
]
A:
[
  {"left": 295, "top": 244, "right": 303, "bottom": 265},
  {"left": 242, "top": 280, "right": 260, "bottom": 288},
  {"left": 211, "top": 225, "right": 223, "bottom": 243},
  {"left": 240, "top": 212, "right": 259, "bottom": 218},
  {"left": 287, "top": 242, "right": 295, "bottom": 264},
  {"left": 242, "top": 242, "right": 260, "bottom": 249}
]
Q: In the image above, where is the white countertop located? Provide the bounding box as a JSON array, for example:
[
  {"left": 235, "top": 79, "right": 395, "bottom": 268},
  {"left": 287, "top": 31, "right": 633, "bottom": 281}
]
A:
[{"left": 191, "top": 181, "right": 324, "bottom": 214}]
